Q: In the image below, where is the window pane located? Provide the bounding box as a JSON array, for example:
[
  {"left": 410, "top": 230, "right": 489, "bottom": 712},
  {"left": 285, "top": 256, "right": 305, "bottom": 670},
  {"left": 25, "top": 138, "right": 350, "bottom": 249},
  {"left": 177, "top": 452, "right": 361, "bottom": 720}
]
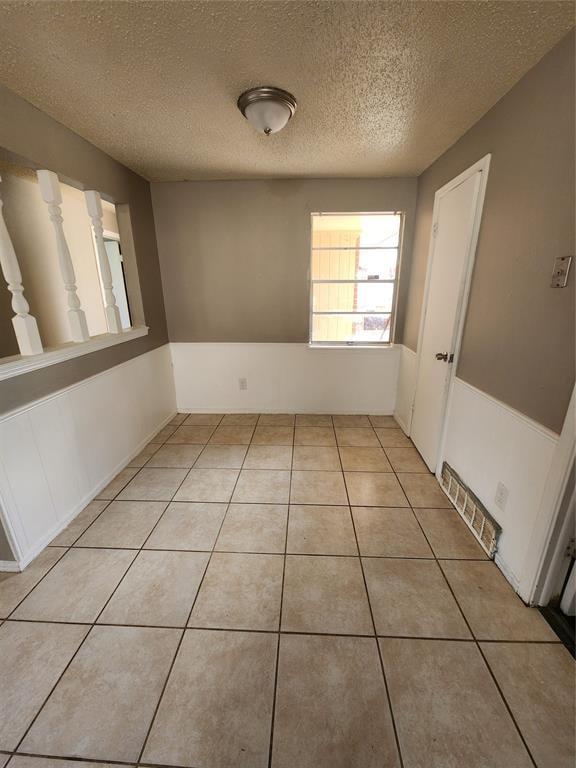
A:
[
  {"left": 312, "top": 282, "right": 394, "bottom": 313},
  {"left": 310, "top": 212, "right": 401, "bottom": 344},
  {"left": 312, "top": 313, "right": 391, "bottom": 343},
  {"left": 311, "top": 248, "right": 398, "bottom": 280},
  {"left": 311, "top": 214, "right": 401, "bottom": 249}
]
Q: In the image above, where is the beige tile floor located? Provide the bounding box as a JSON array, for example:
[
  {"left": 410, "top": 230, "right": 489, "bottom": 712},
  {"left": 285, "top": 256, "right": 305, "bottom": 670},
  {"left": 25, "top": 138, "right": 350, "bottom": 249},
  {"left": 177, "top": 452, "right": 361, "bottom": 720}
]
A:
[{"left": 0, "top": 412, "right": 574, "bottom": 768}]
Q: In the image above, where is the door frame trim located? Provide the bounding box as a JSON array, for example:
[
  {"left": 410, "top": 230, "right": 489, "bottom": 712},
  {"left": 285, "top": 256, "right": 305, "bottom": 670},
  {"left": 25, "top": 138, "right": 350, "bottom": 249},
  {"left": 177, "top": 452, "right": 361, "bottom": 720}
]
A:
[
  {"left": 411, "top": 153, "right": 491, "bottom": 473},
  {"left": 521, "top": 384, "right": 575, "bottom": 605}
]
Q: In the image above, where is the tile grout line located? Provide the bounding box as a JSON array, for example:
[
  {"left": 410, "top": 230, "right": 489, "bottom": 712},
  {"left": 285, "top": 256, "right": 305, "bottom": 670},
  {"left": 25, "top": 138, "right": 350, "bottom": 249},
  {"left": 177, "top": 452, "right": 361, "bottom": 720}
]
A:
[
  {"left": 53, "top": 498, "right": 439, "bottom": 512},
  {"left": 55, "top": 497, "right": 116, "bottom": 548},
  {"left": 136, "top": 413, "right": 255, "bottom": 764},
  {"left": 2, "top": 614, "right": 565, "bottom": 644},
  {"left": 266, "top": 418, "right": 294, "bottom": 768},
  {"left": 48, "top": 543, "right": 491, "bottom": 561},
  {"left": 474, "top": 640, "right": 540, "bottom": 767},
  {"left": 11, "top": 613, "right": 90, "bottom": 754},
  {"left": 2, "top": 546, "right": 69, "bottom": 622},
  {"left": 337, "top": 419, "right": 406, "bottom": 768},
  {"left": 126, "top": 437, "right": 162, "bottom": 468},
  {"left": 7, "top": 748, "right": 204, "bottom": 768}
]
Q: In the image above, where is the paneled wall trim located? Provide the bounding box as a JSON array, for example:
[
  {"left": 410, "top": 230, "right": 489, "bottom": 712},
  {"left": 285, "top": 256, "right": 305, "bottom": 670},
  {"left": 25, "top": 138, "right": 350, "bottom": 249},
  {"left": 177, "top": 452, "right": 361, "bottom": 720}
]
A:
[
  {"left": 393, "top": 345, "right": 417, "bottom": 435},
  {"left": 170, "top": 342, "right": 401, "bottom": 415},
  {"left": 442, "top": 377, "right": 559, "bottom": 599},
  {"left": 0, "top": 344, "right": 176, "bottom": 570}
]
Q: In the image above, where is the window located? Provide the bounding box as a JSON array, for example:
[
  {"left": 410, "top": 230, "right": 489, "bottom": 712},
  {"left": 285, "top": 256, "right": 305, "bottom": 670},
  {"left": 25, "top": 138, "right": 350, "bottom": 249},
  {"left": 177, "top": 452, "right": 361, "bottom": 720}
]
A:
[{"left": 310, "top": 212, "right": 403, "bottom": 345}]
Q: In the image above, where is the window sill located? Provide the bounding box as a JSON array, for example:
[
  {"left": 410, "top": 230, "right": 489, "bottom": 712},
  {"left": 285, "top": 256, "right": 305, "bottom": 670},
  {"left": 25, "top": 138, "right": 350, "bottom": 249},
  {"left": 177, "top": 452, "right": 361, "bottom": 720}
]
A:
[
  {"left": 307, "top": 343, "right": 398, "bottom": 350},
  {"left": 0, "top": 326, "right": 149, "bottom": 382}
]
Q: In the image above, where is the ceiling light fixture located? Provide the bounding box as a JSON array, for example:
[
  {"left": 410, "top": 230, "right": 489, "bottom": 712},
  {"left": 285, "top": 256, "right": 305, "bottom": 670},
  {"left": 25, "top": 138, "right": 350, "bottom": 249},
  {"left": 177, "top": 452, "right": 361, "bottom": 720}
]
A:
[{"left": 237, "top": 86, "right": 297, "bottom": 135}]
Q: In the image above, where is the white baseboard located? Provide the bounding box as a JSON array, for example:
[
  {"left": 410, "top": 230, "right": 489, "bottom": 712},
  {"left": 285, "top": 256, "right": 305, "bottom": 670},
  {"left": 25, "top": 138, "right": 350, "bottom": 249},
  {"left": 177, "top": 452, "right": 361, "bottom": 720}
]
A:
[
  {"left": 494, "top": 553, "right": 521, "bottom": 593},
  {"left": 0, "top": 344, "right": 176, "bottom": 571},
  {"left": 394, "top": 344, "right": 417, "bottom": 435},
  {"left": 170, "top": 342, "right": 401, "bottom": 415},
  {"left": 442, "top": 377, "right": 559, "bottom": 599}
]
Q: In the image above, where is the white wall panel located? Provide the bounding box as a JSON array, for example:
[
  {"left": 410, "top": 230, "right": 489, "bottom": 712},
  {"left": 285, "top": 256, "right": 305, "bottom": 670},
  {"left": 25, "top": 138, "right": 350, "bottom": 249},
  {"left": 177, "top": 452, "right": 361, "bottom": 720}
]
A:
[
  {"left": 170, "top": 343, "right": 400, "bottom": 415},
  {"left": 0, "top": 344, "right": 176, "bottom": 570},
  {"left": 394, "top": 345, "right": 417, "bottom": 434},
  {"left": 442, "top": 377, "right": 559, "bottom": 596},
  {"left": 28, "top": 397, "right": 87, "bottom": 524},
  {"left": 0, "top": 415, "right": 58, "bottom": 553}
]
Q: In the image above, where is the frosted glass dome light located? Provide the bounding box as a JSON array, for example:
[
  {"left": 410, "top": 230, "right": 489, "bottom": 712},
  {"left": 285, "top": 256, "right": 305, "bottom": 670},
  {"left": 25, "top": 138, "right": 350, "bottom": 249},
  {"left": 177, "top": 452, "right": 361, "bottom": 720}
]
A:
[{"left": 237, "top": 86, "right": 297, "bottom": 135}]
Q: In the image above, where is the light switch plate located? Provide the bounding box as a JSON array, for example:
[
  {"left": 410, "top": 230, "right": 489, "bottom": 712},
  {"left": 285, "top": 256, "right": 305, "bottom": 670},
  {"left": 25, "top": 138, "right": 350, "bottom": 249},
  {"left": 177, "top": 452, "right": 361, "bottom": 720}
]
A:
[{"left": 551, "top": 255, "right": 572, "bottom": 288}]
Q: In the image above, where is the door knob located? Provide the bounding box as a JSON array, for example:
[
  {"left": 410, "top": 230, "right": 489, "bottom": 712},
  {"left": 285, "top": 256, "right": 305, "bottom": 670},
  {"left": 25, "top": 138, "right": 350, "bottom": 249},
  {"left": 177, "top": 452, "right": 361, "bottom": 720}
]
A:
[{"left": 435, "top": 352, "right": 454, "bottom": 362}]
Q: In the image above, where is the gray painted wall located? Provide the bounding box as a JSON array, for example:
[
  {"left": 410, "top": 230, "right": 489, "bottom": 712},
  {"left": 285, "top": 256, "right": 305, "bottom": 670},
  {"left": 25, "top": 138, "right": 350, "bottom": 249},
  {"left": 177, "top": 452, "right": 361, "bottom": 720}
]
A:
[
  {"left": 400, "top": 32, "right": 575, "bottom": 433},
  {"left": 151, "top": 178, "right": 417, "bottom": 343},
  {"left": 0, "top": 86, "right": 169, "bottom": 415}
]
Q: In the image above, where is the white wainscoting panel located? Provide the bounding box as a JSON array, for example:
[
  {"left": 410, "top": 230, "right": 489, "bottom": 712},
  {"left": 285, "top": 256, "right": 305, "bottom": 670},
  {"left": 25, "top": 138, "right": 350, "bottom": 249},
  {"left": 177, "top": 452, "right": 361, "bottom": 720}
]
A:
[
  {"left": 441, "top": 377, "right": 559, "bottom": 597},
  {"left": 0, "top": 344, "right": 176, "bottom": 570},
  {"left": 394, "top": 344, "right": 417, "bottom": 434},
  {"left": 170, "top": 342, "right": 401, "bottom": 415}
]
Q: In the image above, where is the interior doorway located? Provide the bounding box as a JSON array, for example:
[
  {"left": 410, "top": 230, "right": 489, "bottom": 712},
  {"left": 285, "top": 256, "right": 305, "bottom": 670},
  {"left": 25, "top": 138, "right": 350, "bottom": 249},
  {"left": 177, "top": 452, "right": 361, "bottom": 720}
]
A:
[{"left": 410, "top": 155, "right": 491, "bottom": 472}]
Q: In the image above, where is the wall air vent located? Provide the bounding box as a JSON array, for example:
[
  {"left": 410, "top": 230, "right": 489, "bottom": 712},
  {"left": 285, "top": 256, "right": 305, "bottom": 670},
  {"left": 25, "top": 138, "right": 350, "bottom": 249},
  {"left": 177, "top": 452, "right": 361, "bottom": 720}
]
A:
[{"left": 440, "top": 462, "right": 501, "bottom": 558}]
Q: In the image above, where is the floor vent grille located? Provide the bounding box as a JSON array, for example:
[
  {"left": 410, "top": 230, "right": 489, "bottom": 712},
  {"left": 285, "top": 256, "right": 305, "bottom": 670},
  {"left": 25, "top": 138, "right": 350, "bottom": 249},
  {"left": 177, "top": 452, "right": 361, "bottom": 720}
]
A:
[{"left": 440, "top": 462, "right": 501, "bottom": 558}]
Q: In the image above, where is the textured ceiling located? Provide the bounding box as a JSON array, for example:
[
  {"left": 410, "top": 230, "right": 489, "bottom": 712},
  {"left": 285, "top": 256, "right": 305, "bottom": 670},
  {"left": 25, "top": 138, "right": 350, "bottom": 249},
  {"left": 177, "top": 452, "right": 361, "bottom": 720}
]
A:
[{"left": 0, "top": 1, "right": 573, "bottom": 181}]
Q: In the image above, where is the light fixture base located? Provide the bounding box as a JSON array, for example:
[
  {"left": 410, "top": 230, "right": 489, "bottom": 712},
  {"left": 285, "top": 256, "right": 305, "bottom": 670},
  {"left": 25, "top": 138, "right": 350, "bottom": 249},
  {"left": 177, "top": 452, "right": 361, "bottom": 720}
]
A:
[{"left": 237, "top": 86, "right": 297, "bottom": 135}]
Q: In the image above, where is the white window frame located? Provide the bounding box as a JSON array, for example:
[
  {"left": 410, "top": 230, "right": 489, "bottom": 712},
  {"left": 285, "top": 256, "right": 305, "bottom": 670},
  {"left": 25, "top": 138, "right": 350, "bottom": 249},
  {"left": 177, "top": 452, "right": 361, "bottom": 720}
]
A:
[{"left": 308, "top": 211, "right": 405, "bottom": 347}]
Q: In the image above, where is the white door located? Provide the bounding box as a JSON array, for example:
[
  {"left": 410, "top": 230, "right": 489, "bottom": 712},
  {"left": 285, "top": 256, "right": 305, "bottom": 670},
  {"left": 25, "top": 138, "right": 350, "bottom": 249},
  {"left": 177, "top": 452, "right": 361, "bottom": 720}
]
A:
[
  {"left": 560, "top": 559, "right": 575, "bottom": 616},
  {"left": 411, "top": 159, "right": 489, "bottom": 471},
  {"left": 559, "top": 488, "right": 576, "bottom": 617}
]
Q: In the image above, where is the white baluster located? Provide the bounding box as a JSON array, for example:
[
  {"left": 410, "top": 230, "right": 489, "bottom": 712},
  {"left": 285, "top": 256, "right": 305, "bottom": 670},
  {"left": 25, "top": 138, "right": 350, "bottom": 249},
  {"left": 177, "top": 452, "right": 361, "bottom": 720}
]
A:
[
  {"left": 0, "top": 174, "right": 43, "bottom": 356},
  {"left": 84, "top": 190, "right": 121, "bottom": 334},
  {"left": 37, "top": 170, "right": 90, "bottom": 342}
]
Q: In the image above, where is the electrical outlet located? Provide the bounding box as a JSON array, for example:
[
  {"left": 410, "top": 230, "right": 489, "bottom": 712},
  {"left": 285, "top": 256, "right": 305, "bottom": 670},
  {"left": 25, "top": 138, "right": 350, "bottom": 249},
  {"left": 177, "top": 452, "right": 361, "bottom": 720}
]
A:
[
  {"left": 238, "top": 377, "right": 248, "bottom": 391},
  {"left": 495, "top": 481, "right": 509, "bottom": 511}
]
